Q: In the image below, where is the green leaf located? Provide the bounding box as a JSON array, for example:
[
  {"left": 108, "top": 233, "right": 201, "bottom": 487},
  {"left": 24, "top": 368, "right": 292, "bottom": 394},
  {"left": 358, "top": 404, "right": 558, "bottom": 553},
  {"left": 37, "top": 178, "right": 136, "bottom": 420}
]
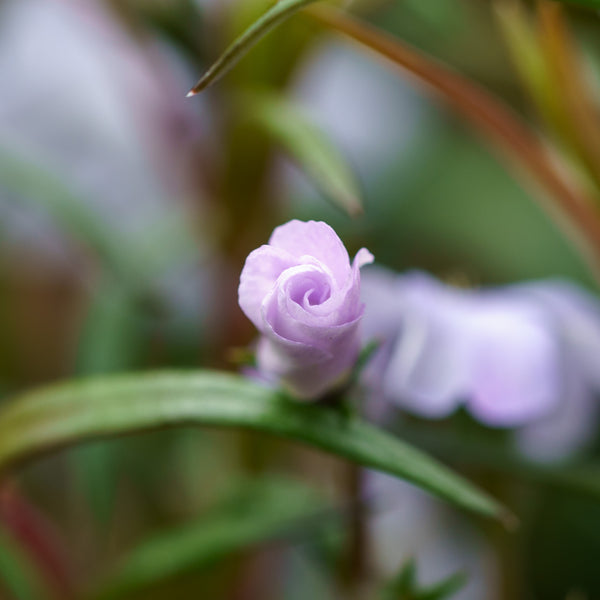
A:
[
  {"left": 243, "top": 90, "right": 363, "bottom": 216},
  {"left": 418, "top": 573, "right": 467, "bottom": 600},
  {"left": 0, "top": 529, "right": 50, "bottom": 600},
  {"left": 384, "top": 558, "right": 417, "bottom": 597},
  {"left": 382, "top": 559, "right": 467, "bottom": 600},
  {"left": 92, "top": 476, "right": 328, "bottom": 599},
  {"left": 400, "top": 424, "right": 600, "bottom": 503},
  {"left": 76, "top": 284, "right": 141, "bottom": 376},
  {"left": 187, "top": 0, "right": 320, "bottom": 95},
  {"left": 0, "top": 148, "right": 133, "bottom": 282},
  {"left": 71, "top": 283, "right": 142, "bottom": 524},
  {"left": 0, "top": 149, "right": 199, "bottom": 294},
  {"left": 0, "top": 371, "right": 509, "bottom": 522}
]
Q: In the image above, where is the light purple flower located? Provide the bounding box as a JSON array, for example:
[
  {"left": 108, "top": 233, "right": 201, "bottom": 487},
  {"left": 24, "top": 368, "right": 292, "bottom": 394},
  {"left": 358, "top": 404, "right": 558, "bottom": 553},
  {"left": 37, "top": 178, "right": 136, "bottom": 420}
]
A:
[
  {"left": 361, "top": 269, "right": 600, "bottom": 444},
  {"left": 238, "top": 220, "right": 373, "bottom": 399}
]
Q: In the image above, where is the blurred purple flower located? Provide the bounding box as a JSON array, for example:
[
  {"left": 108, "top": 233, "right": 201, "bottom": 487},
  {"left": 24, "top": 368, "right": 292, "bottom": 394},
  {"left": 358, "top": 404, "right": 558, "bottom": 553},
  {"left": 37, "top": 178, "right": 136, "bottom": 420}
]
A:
[
  {"left": 361, "top": 269, "right": 600, "bottom": 456},
  {"left": 239, "top": 220, "right": 373, "bottom": 399},
  {"left": 0, "top": 0, "right": 202, "bottom": 239}
]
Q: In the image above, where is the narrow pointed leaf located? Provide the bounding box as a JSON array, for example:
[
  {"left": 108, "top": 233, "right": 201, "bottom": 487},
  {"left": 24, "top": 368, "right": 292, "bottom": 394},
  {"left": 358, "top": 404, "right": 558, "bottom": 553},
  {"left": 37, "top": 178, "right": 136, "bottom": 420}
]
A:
[
  {"left": 93, "top": 477, "right": 328, "bottom": 599},
  {"left": 0, "top": 371, "right": 509, "bottom": 522},
  {"left": 419, "top": 573, "right": 467, "bottom": 600},
  {"left": 244, "top": 91, "right": 363, "bottom": 215},
  {"left": 187, "top": 0, "right": 319, "bottom": 95}
]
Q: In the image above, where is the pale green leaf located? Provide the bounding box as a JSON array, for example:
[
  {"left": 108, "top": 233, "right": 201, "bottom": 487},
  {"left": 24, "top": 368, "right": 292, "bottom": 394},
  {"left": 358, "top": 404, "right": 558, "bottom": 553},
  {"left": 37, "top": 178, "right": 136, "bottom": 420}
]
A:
[
  {"left": 243, "top": 90, "right": 363, "bottom": 215},
  {"left": 0, "top": 371, "right": 509, "bottom": 522}
]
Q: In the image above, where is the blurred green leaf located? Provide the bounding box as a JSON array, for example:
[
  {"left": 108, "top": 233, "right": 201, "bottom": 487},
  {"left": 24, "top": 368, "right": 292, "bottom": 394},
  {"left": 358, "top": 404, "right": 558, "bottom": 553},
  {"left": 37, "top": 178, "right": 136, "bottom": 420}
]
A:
[
  {"left": 0, "top": 371, "right": 508, "bottom": 522},
  {"left": 0, "top": 528, "right": 50, "bottom": 600},
  {"left": 0, "top": 149, "right": 141, "bottom": 286},
  {"left": 71, "top": 442, "right": 118, "bottom": 526},
  {"left": 0, "top": 149, "right": 198, "bottom": 294},
  {"left": 92, "top": 476, "right": 326, "bottom": 599},
  {"left": 493, "top": 0, "right": 561, "bottom": 130},
  {"left": 384, "top": 558, "right": 418, "bottom": 597},
  {"left": 76, "top": 285, "right": 141, "bottom": 376},
  {"left": 398, "top": 423, "right": 600, "bottom": 502},
  {"left": 554, "top": 0, "right": 600, "bottom": 8},
  {"left": 71, "top": 283, "right": 143, "bottom": 524},
  {"left": 382, "top": 558, "right": 467, "bottom": 600},
  {"left": 282, "top": 548, "right": 337, "bottom": 600},
  {"left": 244, "top": 90, "right": 363, "bottom": 216},
  {"left": 187, "top": 0, "right": 319, "bottom": 95}
]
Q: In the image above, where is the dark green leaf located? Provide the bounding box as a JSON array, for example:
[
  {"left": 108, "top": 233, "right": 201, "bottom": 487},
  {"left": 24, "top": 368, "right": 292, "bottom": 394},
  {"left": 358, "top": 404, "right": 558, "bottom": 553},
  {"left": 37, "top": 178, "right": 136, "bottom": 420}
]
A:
[
  {"left": 0, "top": 371, "right": 509, "bottom": 522},
  {"left": 187, "top": 0, "right": 319, "bottom": 95},
  {"left": 398, "top": 423, "right": 600, "bottom": 503},
  {"left": 553, "top": 0, "right": 600, "bottom": 8},
  {"left": 382, "top": 559, "right": 467, "bottom": 600},
  {"left": 384, "top": 558, "right": 417, "bottom": 596},
  {"left": 92, "top": 476, "right": 327, "bottom": 599},
  {"left": 0, "top": 529, "right": 50, "bottom": 600},
  {"left": 419, "top": 573, "right": 467, "bottom": 600}
]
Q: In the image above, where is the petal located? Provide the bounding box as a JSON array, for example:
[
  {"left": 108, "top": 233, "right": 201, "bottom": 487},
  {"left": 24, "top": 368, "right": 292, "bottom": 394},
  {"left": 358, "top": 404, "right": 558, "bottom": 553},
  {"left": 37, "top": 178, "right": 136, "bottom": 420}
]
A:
[
  {"left": 360, "top": 266, "right": 405, "bottom": 341},
  {"left": 353, "top": 247, "right": 375, "bottom": 270},
  {"left": 514, "top": 280, "right": 600, "bottom": 389},
  {"left": 262, "top": 272, "right": 364, "bottom": 349},
  {"left": 383, "top": 312, "right": 472, "bottom": 418},
  {"left": 258, "top": 292, "right": 363, "bottom": 398},
  {"left": 238, "top": 245, "right": 295, "bottom": 329},
  {"left": 268, "top": 220, "right": 351, "bottom": 285},
  {"left": 382, "top": 273, "right": 474, "bottom": 417},
  {"left": 257, "top": 331, "right": 360, "bottom": 399},
  {"left": 467, "top": 300, "right": 560, "bottom": 427},
  {"left": 339, "top": 247, "right": 374, "bottom": 316}
]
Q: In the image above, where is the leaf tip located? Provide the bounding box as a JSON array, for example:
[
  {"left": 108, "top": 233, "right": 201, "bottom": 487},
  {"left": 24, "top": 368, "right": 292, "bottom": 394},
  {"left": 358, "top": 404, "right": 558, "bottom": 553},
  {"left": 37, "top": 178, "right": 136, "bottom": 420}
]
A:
[{"left": 187, "top": 74, "right": 213, "bottom": 97}]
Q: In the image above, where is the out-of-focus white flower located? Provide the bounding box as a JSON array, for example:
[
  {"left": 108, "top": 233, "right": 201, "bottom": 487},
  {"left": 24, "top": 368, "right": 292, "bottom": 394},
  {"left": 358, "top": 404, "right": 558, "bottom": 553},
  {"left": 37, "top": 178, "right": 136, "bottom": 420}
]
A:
[{"left": 361, "top": 268, "right": 600, "bottom": 458}]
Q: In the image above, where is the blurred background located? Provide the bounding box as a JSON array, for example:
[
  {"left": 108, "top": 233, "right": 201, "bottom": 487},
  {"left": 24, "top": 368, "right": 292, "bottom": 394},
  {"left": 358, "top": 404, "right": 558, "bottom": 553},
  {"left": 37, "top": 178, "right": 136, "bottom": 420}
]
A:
[{"left": 1, "top": 0, "right": 600, "bottom": 598}]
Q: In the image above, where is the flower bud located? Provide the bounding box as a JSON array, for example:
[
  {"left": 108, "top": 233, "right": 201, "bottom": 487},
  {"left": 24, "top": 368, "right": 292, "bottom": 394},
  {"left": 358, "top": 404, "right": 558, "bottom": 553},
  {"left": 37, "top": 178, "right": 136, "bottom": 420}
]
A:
[{"left": 239, "top": 220, "right": 373, "bottom": 399}]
